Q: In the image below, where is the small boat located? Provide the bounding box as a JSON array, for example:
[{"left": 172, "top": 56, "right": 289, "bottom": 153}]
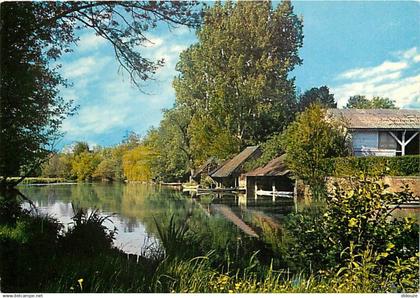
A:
[{"left": 182, "top": 183, "right": 199, "bottom": 191}]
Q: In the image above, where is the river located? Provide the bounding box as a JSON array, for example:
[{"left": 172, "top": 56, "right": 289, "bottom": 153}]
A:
[{"left": 18, "top": 183, "right": 304, "bottom": 255}]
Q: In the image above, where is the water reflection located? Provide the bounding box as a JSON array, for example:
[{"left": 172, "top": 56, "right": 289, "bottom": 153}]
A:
[{"left": 18, "top": 183, "right": 300, "bottom": 255}]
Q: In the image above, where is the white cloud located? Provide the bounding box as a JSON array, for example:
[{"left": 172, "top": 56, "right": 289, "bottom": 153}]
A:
[
  {"left": 332, "top": 47, "right": 420, "bottom": 108},
  {"left": 62, "top": 56, "right": 111, "bottom": 79},
  {"left": 77, "top": 33, "right": 107, "bottom": 52},
  {"left": 145, "top": 36, "right": 164, "bottom": 48},
  {"left": 59, "top": 26, "right": 197, "bottom": 146},
  {"left": 339, "top": 61, "right": 408, "bottom": 80}
]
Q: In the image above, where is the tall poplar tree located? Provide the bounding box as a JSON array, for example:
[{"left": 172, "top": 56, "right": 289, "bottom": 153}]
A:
[{"left": 173, "top": 0, "right": 303, "bottom": 163}]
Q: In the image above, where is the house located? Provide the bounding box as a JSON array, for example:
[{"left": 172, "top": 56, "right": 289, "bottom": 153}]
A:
[
  {"left": 328, "top": 109, "right": 420, "bottom": 156},
  {"left": 191, "top": 157, "right": 219, "bottom": 185},
  {"left": 244, "top": 154, "right": 294, "bottom": 197},
  {"left": 210, "top": 146, "right": 262, "bottom": 188}
]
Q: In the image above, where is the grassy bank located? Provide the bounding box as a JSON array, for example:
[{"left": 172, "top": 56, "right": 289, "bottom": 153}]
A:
[{"left": 7, "top": 177, "right": 73, "bottom": 184}]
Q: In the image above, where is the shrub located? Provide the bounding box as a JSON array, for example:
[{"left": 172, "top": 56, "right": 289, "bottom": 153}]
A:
[
  {"left": 323, "top": 155, "right": 420, "bottom": 177},
  {"left": 281, "top": 104, "right": 350, "bottom": 199},
  {"left": 61, "top": 205, "right": 116, "bottom": 255},
  {"left": 284, "top": 175, "right": 419, "bottom": 278}
]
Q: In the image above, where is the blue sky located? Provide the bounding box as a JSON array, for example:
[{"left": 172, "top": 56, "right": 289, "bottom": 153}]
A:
[{"left": 57, "top": 1, "right": 420, "bottom": 149}]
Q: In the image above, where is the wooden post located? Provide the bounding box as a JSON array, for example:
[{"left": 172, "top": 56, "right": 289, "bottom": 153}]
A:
[
  {"left": 254, "top": 179, "right": 258, "bottom": 200},
  {"left": 272, "top": 180, "right": 276, "bottom": 202},
  {"left": 401, "top": 130, "right": 406, "bottom": 156},
  {"left": 389, "top": 130, "right": 419, "bottom": 156}
]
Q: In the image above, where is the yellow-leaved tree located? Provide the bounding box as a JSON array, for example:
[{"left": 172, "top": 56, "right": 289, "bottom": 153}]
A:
[{"left": 122, "top": 146, "right": 156, "bottom": 182}]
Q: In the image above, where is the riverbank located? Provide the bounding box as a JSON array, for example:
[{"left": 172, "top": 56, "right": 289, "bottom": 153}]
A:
[
  {"left": 7, "top": 177, "right": 72, "bottom": 184},
  {"left": 1, "top": 175, "right": 418, "bottom": 293}
]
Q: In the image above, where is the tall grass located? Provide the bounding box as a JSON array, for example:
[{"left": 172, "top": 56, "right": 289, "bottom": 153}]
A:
[{"left": 154, "top": 215, "right": 189, "bottom": 259}]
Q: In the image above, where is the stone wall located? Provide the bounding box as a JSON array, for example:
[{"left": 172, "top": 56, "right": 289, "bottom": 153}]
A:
[
  {"left": 297, "top": 176, "right": 420, "bottom": 201},
  {"left": 326, "top": 176, "right": 420, "bottom": 198}
]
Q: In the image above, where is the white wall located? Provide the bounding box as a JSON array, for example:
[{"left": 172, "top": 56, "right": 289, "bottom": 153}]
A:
[{"left": 351, "top": 130, "right": 396, "bottom": 156}]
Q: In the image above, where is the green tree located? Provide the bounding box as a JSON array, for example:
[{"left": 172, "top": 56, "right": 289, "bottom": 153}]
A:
[
  {"left": 298, "top": 86, "right": 337, "bottom": 112},
  {"left": 71, "top": 152, "right": 102, "bottom": 181},
  {"left": 244, "top": 132, "right": 284, "bottom": 171},
  {"left": 345, "top": 95, "right": 397, "bottom": 109},
  {"left": 0, "top": 1, "right": 201, "bottom": 189},
  {"left": 72, "top": 142, "right": 90, "bottom": 156},
  {"left": 282, "top": 104, "right": 350, "bottom": 198},
  {"left": 144, "top": 116, "right": 190, "bottom": 182},
  {"left": 41, "top": 153, "right": 73, "bottom": 179},
  {"left": 121, "top": 131, "right": 141, "bottom": 150},
  {"left": 173, "top": 0, "right": 303, "bottom": 157},
  {"left": 188, "top": 112, "right": 239, "bottom": 166},
  {"left": 0, "top": 3, "right": 75, "bottom": 187},
  {"left": 93, "top": 159, "right": 118, "bottom": 181}
]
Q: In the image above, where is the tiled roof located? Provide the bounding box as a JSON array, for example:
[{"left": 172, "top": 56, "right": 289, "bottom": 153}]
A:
[
  {"left": 211, "top": 146, "right": 261, "bottom": 178},
  {"left": 245, "top": 154, "right": 289, "bottom": 177},
  {"left": 328, "top": 109, "right": 420, "bottom": 130}
]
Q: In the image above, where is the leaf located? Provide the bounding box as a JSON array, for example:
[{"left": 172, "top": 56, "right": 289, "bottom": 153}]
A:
[
  {"left": 386, "top": 242, "right": 395, "bottom": 252},
  {"left": 348, "top": 218, "right": 358, "bottom": 228}
]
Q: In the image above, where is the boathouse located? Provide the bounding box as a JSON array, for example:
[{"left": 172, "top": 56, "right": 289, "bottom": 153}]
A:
[
  {"left": 210, "top": 146, "right": 261, "bottom": 188},
  {"left": 244, "top": 154, "right": 294, "bottom": 197},
  {"left": 328, "top": 109, "right": 420, "bottom": 156},
  {"left": 191, "top": 157, "right": 219, "bottom": 185}
]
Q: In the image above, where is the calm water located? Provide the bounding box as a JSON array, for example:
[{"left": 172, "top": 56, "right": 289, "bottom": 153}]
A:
[{"left": 18, "top": 183, "right": 301, "bottom": 255}]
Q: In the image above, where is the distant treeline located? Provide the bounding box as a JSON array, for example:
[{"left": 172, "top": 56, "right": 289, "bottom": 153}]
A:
[{"left": 41, "top": 134, "right": 154, "bottom": 182}]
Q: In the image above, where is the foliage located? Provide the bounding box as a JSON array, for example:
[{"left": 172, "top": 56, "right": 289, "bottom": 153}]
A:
[
  {"left": 71, "top": 151, "right": 102, "bottom": 181},
  {"left": 281, "top": 104, "right": 350, "bottom": 197},
  {"left": 172, "top": 0, "right": 303, "bottom": 160},
  {"left": 72, "top": 142, "right": 90, "bottom": 156},
  {"left": 244, "top": 132, "right": 284, "bottom": 171},
  {"left": 154, "top": 215, "right": 189, "bottom": 259},
  {"left": 188, "top": 112, "right": 240, "bottom": 166},
  {"left": 144, "top": 119, "right": 190, "bottom": 182},
  {"left": 0, "top": 1, "right": 202, "bottom": 188},
  {"left": 122, "top": 145, "right": 156, "bottom": 181},
  {"left": 345, "top": 95, "right": 397, "bottom": 109},
  {"left": 323, "top": 155, "right": 420, "bottom": 177},
  {"left": 62, "top": 205, "right": 116, "bottom": 255},
  {"left": 93, "top": 158, "right": 120, "bottom": 181},
  {"left": 41, "top": 153, "right": 74, "bottom": 179},
  {"left": 284, "top": 175, "right": 419, "bottom": 280},
  {"left": 298, "top": 86, "right": 337, "bottom": 112},
  {"left": 0, "top": 3, "right": 75, "bottom": 186}
]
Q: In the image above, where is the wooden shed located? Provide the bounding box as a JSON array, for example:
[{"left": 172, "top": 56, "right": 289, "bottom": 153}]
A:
[
  {"left": 244, "top": 154, "right": 294, "bottom": 198},
  {"left": 210, "top": 146, "right": 262, "bottom": 189},
  {"left": 191, "top": 157, "right": 220, "bottom": 185},
  {"left": 328, "top": 109, "right": 420, "bottom": 156}
]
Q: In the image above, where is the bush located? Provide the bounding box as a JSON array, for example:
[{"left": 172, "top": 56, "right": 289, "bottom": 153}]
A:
[
  {"left": 281, "top": 104, "right": 350, "bottom": 199},
  {"left": 284, "top": 175, "right": 419, "bottom": 281},
  {"left": 323, "top": 155, "right": 420, "bottom": 177},
  {"left": 61, "top": 205, "right": 116, "bottom": 255}
]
